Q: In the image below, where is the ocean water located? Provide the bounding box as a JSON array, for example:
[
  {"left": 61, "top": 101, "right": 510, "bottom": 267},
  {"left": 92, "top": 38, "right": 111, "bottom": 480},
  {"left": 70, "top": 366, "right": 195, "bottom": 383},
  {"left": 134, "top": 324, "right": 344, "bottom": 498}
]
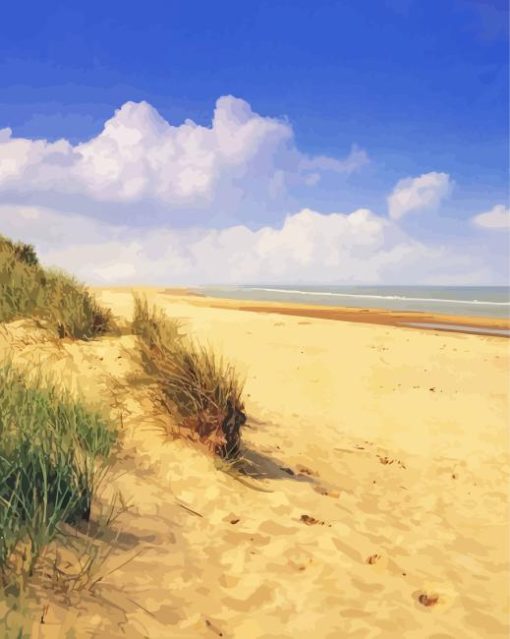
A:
[{"left": 196, "top": 285, "right": 510, "bottom": 320}]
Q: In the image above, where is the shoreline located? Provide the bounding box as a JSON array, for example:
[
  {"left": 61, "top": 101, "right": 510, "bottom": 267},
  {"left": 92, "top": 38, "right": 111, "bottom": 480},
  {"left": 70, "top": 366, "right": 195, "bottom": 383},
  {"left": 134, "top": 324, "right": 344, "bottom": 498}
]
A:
[{"left": 94, "top": 286, "right": 510, "bottom": 337}]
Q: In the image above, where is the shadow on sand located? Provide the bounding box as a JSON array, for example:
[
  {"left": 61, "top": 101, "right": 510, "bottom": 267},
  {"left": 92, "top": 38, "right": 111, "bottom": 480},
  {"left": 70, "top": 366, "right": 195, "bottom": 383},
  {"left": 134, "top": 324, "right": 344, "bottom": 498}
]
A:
[{"left": 236, "top": 446, "right": 316, "bottom": 483}]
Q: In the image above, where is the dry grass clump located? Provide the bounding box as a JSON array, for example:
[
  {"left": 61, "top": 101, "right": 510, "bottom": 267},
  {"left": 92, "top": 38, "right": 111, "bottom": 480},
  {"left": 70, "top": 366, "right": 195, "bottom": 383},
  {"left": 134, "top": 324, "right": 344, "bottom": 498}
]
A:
[
  {"left": 132, "top": 294, "right": 246, "bottom": 459},
  {"left": 0, "top": 362, "right": 117, "bottom": 591},
  {"left": 0, "top": 234, "right": 113, "bottom": 339}
]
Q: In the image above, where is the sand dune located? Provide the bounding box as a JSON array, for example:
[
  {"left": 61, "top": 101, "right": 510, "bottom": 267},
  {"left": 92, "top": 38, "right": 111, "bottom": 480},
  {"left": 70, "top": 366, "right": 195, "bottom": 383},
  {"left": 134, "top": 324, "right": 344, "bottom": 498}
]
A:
[{"left": 1, "top": 288, "right": 508, "bottom": 638}]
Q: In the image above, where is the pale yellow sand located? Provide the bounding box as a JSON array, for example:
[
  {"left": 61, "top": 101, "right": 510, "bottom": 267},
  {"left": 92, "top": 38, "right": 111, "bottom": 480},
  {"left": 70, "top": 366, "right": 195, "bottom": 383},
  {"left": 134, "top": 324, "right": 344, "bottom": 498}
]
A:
[{"left": 1, "top": 287, "right": 509, "bottom": 638}]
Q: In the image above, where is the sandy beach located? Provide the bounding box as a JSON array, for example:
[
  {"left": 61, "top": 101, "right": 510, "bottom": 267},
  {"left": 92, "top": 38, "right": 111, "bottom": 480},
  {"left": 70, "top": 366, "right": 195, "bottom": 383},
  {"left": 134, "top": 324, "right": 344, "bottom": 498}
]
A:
[
  {"left": 99, "top": 286, "right": 510, "bottom": 334},
  {"left": 1, "top": 287, "right": 508, "bottom": 638},
  {"left": 2, "top": 1, "right": 508, "bottom": 637}
]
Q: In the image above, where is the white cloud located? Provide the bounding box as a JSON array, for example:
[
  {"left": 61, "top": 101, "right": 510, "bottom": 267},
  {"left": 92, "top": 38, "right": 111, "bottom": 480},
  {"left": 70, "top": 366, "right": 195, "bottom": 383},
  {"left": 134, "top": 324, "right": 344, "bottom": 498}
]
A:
[
  {"left": 301, "top": 144, "right": 369, "bottom": 177},
  {"left": 472, "top": 204, "right": 510, "bottom": 229},
  {"left": 0, "top": 100, "right": 503, "bottom": 285},
  {"left": 388, "top": 172, "right": 452, "bottom": 219},
  {"left": 0, "top": 97, "right": 367, "bottom": 223},
  {"left": 0, "top": 204, "right": 491, "bottom": 285}
]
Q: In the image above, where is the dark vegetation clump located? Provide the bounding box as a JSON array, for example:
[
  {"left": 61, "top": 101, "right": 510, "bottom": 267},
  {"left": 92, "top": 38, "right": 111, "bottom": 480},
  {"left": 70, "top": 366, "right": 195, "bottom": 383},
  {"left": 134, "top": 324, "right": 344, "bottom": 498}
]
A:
[
  {"left": 0, "top": 233, "right": 113, "bottom": 339},
  {"left": 132, "top": 294, "right": 246, "bottom": 459},
  {"left": 3, "top": 238, "right": 40, "bottom": 267},
  {"left": 0, "top": 363, "right": 117, "bottom": 584}
]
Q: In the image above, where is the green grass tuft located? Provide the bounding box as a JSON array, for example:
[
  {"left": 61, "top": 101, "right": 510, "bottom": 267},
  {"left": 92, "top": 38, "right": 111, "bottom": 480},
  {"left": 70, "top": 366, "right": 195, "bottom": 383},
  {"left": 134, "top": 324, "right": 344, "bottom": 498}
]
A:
[{"left": 0, "top": 362, "right": 117, "bottom": 586}]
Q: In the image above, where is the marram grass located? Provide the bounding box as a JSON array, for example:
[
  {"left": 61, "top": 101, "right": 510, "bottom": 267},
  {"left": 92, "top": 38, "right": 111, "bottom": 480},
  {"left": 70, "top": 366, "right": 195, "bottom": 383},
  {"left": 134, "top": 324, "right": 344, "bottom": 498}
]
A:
[
  {"left": 0, "top": 362, "right": 117, "bottom": 585},
  {"left": 0, "top": 234, "right": 113, "bottom": 339},
  {"left": 132, "top": 294, "right": 246, "bottom": 459}
]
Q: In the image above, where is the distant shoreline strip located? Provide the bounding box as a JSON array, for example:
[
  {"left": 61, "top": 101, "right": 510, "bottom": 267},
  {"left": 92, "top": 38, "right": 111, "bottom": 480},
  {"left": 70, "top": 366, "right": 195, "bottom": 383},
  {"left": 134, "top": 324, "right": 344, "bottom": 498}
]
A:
[{"left": 246, "top": 287, "right": 510, "bottom": 306}]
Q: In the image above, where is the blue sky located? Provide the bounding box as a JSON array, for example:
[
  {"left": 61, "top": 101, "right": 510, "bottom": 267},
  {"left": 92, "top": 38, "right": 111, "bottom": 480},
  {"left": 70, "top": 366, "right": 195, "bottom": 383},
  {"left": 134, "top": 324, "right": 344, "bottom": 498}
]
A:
[{"left": 0, "top": 0, "right": 508, "bottom": 284}]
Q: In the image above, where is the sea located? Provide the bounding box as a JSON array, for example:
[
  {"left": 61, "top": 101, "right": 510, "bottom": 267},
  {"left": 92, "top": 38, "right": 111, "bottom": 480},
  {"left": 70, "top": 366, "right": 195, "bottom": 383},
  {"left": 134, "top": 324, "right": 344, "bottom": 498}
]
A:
[{"left": 195, "top": 285, "right": 510, "bottom": 320}]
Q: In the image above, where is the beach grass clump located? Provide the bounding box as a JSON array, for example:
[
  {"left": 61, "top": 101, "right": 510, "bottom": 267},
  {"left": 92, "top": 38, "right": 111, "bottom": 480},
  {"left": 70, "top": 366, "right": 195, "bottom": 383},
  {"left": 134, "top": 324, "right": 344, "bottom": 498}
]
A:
[
  {"left": 42, "top": 269, "right": 113, "bottom": 339},
  {"left": 132, "top": 294, "right": 246, "bottom": 459},
  {"left": 0, "top": 362, "right": 117, "bottom": 585},
  {"left": 0, "top": 233, "right": 113, "bottom": 339},
  {"left": 0, "top": 237, "right": 39, "bottom": 268}
]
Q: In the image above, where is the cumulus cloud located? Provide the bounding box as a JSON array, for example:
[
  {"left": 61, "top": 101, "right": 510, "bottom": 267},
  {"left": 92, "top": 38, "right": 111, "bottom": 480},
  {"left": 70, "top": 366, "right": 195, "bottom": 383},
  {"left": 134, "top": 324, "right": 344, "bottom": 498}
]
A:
[
  {"left": 0, "top": 96, "right": 367, "bottom": 224},
  {"left": 472, "top": 204, "right": 510, "bottom": 229},
  {"left": 387, "top": 172, "right": 452, "bottom": 219},
  {"left": 0, "top": 204, "right": 491, "bottom": 285}
]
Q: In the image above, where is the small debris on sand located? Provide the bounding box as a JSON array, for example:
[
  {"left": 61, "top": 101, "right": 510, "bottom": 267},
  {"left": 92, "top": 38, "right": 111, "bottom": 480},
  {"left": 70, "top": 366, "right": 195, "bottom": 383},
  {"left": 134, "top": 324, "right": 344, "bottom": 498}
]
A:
[
  {"left": 205, "top": 618, "right": 224, "bottom": 636},
  {"left": 418, "top": 593, "right": 439, "bottom": 607},
  {"left": 300, "top": 514, "right": 324, "bottom": 526},
  {"left": 377, "top": 455, "right": 407, "bottom": 469}
]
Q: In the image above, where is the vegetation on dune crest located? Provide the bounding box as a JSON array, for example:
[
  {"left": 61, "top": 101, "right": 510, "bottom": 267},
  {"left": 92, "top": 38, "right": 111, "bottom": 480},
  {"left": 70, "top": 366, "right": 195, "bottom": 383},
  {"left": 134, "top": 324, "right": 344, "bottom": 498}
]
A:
[
  {"left": 0, "top": 233, "right": 113, "bottom": 339},
  {"left": 0, "top": 237, "right": 39, "bottom": 268},
  {"left": 132, "top": 294, "right": 247, "bottom": 459},
  {"left": 0, "top": 363, "right": 117, "bottom": 587}
]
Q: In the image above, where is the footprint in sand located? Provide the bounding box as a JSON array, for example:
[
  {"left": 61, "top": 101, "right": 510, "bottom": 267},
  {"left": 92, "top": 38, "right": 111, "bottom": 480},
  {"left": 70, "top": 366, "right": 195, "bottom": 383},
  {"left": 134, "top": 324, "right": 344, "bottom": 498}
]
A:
[
  {"left": 300, "top": 514, "right": 331, "bottom": 527},
  {"left": 365, "top": 553, "right": 390, "bottom": 573},
  {"left": 418, "top": 593, "right": 439, "bottom": 607},
  {"left": 296, "top": 464, "right": 319, "bottom": 477},
  {"left": 413, "top": 583, "right": 457, "bottom": 611},
  {"left": 313, "top": 485, "right": 340, "bottom": 498}
]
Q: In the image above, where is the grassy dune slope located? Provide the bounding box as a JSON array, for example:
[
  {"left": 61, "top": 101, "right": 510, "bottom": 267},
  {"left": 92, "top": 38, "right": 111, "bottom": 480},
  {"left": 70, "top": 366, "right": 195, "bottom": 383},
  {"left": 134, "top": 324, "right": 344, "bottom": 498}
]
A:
[
  {"left": 0, "top": 235, "right": 113, "bottom": 339},
  {"left": 0, "top": 237, "right": 119, "bottom": 637}
]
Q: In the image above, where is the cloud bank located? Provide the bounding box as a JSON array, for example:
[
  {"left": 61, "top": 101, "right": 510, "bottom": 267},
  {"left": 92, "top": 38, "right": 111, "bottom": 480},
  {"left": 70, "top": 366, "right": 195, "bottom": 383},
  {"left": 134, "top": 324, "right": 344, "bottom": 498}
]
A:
[
  {"left": 0, "top": 96, "right": 367, "bottom": 225},
  {"left": 0, "top": 204, "right": 491, "bottom": 285},
  {"left": 0, "top": 97, "right": 505, "bottom": 285}
]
